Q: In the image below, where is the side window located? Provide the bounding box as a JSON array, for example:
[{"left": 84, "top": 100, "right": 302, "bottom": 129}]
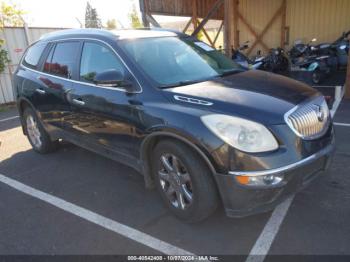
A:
[
  {"left": 23, "top": 42, "right": 47, "bottom": 69},
  {"left": 44, "top": 41, "right": 80, "bottom": 78},
  {"left": 80, "top": 42, "right": 125, "bottom": 83}
]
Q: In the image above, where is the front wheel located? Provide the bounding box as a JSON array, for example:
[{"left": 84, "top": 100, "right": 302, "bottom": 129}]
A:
[
  {"left": 23, "top": 107, "right": 58, "bottom": 154},
  {"left": 152, "top": 140, "right": 219, "bottom": 223}
]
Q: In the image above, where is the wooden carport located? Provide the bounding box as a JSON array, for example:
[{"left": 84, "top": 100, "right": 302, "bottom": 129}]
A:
[{"left": 139, "top": 0, "right": 350, "bottom": 99}]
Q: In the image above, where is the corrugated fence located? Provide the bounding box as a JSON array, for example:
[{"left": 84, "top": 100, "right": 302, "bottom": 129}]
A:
[{"left": 0, "top": 27, "right": 66, "bottom": 104}]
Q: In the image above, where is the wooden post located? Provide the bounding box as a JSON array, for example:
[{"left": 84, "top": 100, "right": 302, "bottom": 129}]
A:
[
  {"left": 192, "top": 0, "right": 198, "bottom": 30},
  {"left": 233, "top": 0, "right": 239, "bottom": 49},
  {"left": 224, "top": 0, "right": 234, "bottom": 56},
  {"left": 139, "top": 0, "right": 150, "bottom": 28},
  {"left": 280, "top": 0, "right": 287, "bottom": 48},
  {"left": 346, "top": 44, "right": 350, "bottom": 99}
]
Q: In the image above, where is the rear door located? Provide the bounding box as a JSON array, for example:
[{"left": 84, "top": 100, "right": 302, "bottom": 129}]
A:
[
  {"left": 35, "top": 41, "right": 81, "bottom": 131},
  {"left": 65, "top": 40, "right": 141, "bottom": 160}
]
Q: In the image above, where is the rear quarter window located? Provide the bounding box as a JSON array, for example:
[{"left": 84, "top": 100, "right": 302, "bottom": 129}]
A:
[{"left": 22, "top": 42, "right": 47, "bottom": 69}]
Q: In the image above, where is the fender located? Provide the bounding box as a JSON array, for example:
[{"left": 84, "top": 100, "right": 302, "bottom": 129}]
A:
[
  {"left": 308, "top": 62, "right": 319, "bottom": 71},
  {"left": 16, "top": 97, "right": 37, "bottom": 135},
  {"left": 140, "top": 129, "right": 218, "bottom": 189}
]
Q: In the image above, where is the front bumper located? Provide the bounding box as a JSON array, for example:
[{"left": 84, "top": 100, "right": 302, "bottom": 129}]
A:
[{"left": 214, "top": 143, "right": 335, "bottom": 218}]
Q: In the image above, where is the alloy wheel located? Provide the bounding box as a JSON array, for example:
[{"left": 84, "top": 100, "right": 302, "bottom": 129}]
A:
[
  {"left": 26, "top": 115, "right": 42, "bottom": 149},
  {"left": 158, "top": 154, "right": 193, "bottom": 210}
]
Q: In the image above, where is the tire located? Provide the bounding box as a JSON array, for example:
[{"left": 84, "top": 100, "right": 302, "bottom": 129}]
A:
[
  {"left": 152, "top": 140, "right": 219, "bottom": 223},
  {"left": 312, "top": 69, "right": 323, "bottom": 84},
  {"left": 23, "top": 107, "right": 59, "bottom": 154}
]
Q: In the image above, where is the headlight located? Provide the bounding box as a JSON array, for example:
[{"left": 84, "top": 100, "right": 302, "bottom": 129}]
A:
[{"left": 201, "top": 114, "right": 278, "bottom": 153}]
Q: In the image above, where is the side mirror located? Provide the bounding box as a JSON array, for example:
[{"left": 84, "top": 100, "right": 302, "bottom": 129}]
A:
[{"left": 93, "top": 69, "right": 132, "bottom": 89}]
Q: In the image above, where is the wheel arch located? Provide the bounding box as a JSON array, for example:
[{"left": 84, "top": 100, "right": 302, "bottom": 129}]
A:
[
  {"left": 17, "top": 97, "right": 36, "bottom": 135},
  {"left": 140, "top": 131, "right": 217, "bottom": 189}
]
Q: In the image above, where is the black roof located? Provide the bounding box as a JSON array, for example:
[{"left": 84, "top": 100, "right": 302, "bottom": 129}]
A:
[{"left": 39, "top": 28, "right": 188, "bottom": 42}]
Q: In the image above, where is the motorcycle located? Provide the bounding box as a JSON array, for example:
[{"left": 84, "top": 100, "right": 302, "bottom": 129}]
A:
[
  {"left": 289, "top": 38, "right": 331, "bottom": 84},
  {"left": 231, "top": 41, "right": 265, "bottom": 70},
  {"left": 289, "top": 38, "right": 317, "bottom": 59},
  {"left": 304, "top": 31, "right": 349, "bottom": 71},
  {"left": 262, "top": 47, "right": 289, "bottom": 73}
]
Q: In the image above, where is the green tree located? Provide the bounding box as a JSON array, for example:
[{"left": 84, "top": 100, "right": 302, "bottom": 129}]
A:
[
  {"left": 85, "top": 1, "right": 102, "bottom": 28},
  {"left": 106, "top": 19, "right": 117, "bottom": 30},
  {"left": 128, "top": 4, "right": 142, "bottom": 29},
  {"left": 0, "top": 2, "right": 24, "bottom": 73},
  {"left": 0, "top": 2, "right": 25, "bottom": 27}
]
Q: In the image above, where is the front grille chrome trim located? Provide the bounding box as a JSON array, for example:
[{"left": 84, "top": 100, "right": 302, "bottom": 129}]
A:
[{"left": 284, "top": 95, "right": 331, "bottom": 140}]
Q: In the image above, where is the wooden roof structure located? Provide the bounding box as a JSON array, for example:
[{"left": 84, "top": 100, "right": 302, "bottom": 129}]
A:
[
  {"left": 141, "top": 0, "right": 225, "bottom": 20},
  {"left": 139, "top": 0, "right": 350, "bottom": 97}
]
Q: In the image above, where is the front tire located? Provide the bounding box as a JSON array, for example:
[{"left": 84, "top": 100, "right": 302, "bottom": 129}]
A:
[
  {"left": 23, "top": 107, "right": 58, "bottom": 154},
  {"left": 152, "top": 140, "right": 219, "bottom": 223}
]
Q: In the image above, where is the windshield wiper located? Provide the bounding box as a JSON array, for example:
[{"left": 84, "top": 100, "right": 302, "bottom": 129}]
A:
[{"left": 159, "top": 79, "right": 204, "bottom": 89}]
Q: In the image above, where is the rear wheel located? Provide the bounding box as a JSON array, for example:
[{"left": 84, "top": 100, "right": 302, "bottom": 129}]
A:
[
  {"left": 23, "top": 107, "right": 58, "bottom": 154},
  {"left": 312, "top": 69, "right": 323, "bottom": 84},
  {"left": 152, "top": 140, "right": 219, "bottom": 223}
]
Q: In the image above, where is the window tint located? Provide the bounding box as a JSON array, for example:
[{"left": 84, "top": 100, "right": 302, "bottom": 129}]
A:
[
  {"left": 44, "top": 42, "right": 80, "bottom": 78},
  {"left": 23, "top": 42, "right": 47, "bottom": 69},
  {"left": 80, "top": 42, "right": 125, "bottom": 83}
]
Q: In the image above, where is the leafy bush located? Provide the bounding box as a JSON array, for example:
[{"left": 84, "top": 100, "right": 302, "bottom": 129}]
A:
[{"left": 0, "top": 39, "right": 10, "bottom": 73}]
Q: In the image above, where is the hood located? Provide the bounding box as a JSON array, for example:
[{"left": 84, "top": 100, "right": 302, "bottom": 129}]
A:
[{"left": 163, "top": 70, "right": 318, "bottom": 125}]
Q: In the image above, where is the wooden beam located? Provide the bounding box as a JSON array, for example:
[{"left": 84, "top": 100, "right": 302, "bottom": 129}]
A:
[
  {"left": 182, "top": 18, "right": 193, "bottom": 33},
  {"left": 280, "top": 0, "right": 287, "bottom": 48},
  {"left": 238, "top": 12, "right": 270, "bottom": 52},
  {"left": 346, "top": 36, "right": 350, "bottom": 99},
  {"left": 246, "top": 3, "right": 285, "bottom": 55},
  {"left": 213, "top": 20, "right": 224, "bottom": 45},
  {"left": 196, "top": 19, "right": 215, "bottom": 47},
  {"left": 146, "top": 14, "right": 161, "bottom": 27},
  {"left": 192, "top": 0, "right": 224, "bottom": 37}
]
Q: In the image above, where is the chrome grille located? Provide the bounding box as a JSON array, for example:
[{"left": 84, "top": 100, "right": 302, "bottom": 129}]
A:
[{"left": 285, "top": 96, "right": 330, "bottom": 140}]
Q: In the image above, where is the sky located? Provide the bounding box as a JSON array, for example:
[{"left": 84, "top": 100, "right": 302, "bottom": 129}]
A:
[
  {"left": 5, "top": 0, "right": 138, "bottom": 28},
  {"left": 3, "top": 0, "right": 187, "bottom": 29}
]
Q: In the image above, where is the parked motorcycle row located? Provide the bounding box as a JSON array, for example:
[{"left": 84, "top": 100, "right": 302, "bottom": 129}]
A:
[{"left": 231, "top": 31, "right": 349, "bottom": 84}]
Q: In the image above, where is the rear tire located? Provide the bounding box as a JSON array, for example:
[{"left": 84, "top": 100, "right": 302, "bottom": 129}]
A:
[
  {"left": 152, "top": 140, "right": 219, "bottom": 223},
  {"left": 312, "top": 69, "right": 323, "bottom": 84},
  {"left": 23, "top": 107, "right": 59, "bottom": 154}
]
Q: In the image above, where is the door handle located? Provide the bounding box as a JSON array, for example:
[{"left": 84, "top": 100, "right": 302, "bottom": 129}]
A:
[
  {"left": 35, "top": 88, "right": 46, "bottom": 95},
  {"left": 72, "top": 98, "right": 85, "bottom": 106}
]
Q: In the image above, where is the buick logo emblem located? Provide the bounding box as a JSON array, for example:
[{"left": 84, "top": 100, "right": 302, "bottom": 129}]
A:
[{"left": 315, "top": 105, "right": 325, "bottom": 122}]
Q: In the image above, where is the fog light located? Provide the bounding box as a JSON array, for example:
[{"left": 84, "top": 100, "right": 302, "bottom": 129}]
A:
[{"left": 235, "top": 174, "right": 284, "bottom": 186}]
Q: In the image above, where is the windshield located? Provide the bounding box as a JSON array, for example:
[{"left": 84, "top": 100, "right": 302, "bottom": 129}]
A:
[{"left": 119, "top": 36, "right": 242, "bottom": 88}]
